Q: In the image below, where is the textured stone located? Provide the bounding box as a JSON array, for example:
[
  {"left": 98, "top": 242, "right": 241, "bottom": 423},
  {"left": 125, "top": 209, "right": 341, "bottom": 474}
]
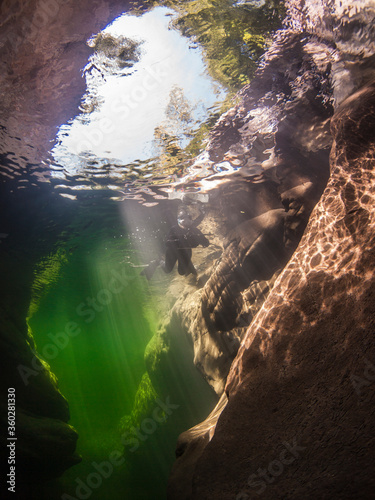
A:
[
  {"left": 14, "top": 410, "right": 80, "bottom": 480},
  {"left": 168, "top": 393, "right": 228, "bottom": 500},
  {"left": 202, "top": 209, "right": 297, "bottom": 333},
  {"left": 167, "top": 22, "right": 334, "bottom": 395},
  {"left": 188, "top": 77, "right": 375, "bottom": 500},
  {"left": 168, "top": 1, "right": 375, "bottom": 498}
]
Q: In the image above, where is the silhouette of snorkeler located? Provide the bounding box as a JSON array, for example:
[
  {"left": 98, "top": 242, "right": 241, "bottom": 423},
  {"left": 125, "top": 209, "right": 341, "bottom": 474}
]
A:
[{"left": 141, "top": 207, "right": 209, "bottom": 280}]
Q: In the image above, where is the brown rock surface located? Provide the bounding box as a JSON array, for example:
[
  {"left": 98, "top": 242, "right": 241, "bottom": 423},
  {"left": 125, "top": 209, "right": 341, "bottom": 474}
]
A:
[
  {"left": 167, "top": 1, "right": 375, "bottom": 498},
  {"left": 183, "top": 76, "right": 375, "bottom": 500}
]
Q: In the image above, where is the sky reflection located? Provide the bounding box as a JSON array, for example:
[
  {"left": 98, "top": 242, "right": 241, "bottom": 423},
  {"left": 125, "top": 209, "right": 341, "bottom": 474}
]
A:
[{"left": 52, "top": 7, "right": 226, "bottom": 179}]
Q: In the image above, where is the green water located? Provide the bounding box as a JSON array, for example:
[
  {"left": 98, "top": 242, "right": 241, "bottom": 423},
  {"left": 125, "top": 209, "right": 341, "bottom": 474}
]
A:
[
  {"left": 28, "top": 203, "right": 217, "bottom": 499},
  {"left": 7, "top": 3, "right": 285, "bottom": 497}
]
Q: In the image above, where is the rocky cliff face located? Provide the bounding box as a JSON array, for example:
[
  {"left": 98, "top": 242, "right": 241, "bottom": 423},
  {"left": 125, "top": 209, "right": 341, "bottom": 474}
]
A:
[
  {"left": 0, "top": 186, "right": 80, "bottom": 483},
  {"left": 181, "top": 82, "right": 375, "bottom": 500},
  {"left": 168, "top": 1, "right": 375, "bottom": 498}
]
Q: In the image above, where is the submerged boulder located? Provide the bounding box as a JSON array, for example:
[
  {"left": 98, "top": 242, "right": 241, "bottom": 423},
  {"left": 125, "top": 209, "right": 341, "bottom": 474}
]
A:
[
  {"left": 202, "top": 208, "right": 296, "bottom": 332},
  {"left": 0, "top": 312, "right": 80, "bottom": 482}
]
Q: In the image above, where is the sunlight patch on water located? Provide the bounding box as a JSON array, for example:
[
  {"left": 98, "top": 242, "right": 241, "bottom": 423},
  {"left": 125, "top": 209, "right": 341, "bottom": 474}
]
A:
[{"left": 51, "top": 6, "right": 226, "bottom": 181}]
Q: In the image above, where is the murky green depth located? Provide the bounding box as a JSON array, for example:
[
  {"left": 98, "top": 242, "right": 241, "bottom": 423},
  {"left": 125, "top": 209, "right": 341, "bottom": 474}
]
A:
[
  {"left": 28, "top": 203, "right": 217, "bottom": 499},
  {"left": 16, "top": 2, "right": 285, "bottom": 497}
]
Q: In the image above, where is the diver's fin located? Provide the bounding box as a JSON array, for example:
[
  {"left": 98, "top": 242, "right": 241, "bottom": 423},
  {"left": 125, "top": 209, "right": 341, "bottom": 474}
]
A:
[{"left": 184, "top": 261, "right": 197, "bottom": 277}]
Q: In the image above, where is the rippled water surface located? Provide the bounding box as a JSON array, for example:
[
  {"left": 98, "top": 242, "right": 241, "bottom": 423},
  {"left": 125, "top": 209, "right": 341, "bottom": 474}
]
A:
[
  {"left": 0, "top": 0, "right": 284, "bottom": 201},
  {"left": 51, "top": 7, "right": 227, "bottom": 200}
]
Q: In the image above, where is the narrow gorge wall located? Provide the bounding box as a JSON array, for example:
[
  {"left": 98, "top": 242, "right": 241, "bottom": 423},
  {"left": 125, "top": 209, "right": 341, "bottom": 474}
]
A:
[
  {"left": 168, "top": 1, "right": 375, "bottom": 499},
  {"left": 184, "top": 77, "right": 375, "bottom": 500}
]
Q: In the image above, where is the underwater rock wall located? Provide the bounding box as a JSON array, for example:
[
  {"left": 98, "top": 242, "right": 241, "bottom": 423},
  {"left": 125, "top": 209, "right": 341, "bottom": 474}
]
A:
[
  {"left": 0, "top": 311, "right": 80, "bottom": 480},
  {"left": 168, "top": 1, "right": 375, "bottom": 498},
  {"left": 0, "top": 187, "right": 81, "bottom": 482},
  {"left": 187, "top": 80, "right": 375, "bottom": 500},
  {"left": 170, "top": 5, "right": 335, "bottom": 389},
  {"left": 167, "top": 4, "right": 333, "bottom": 398}
]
